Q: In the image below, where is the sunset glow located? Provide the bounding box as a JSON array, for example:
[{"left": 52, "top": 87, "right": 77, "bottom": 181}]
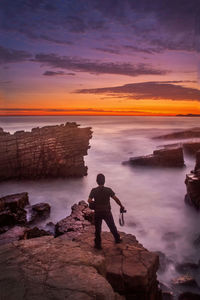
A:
[{"left": 0, "top": 1, "right": 200, "bottom": 116}]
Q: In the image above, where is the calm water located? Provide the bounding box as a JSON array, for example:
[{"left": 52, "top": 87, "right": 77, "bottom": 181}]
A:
[{"left": 0, "top": 116, "right": 200, "bottom": 291}]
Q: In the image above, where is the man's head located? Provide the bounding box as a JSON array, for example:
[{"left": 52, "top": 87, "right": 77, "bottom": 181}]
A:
[{"left": 96, "top": 173, "right": 105, "bottom": 186}]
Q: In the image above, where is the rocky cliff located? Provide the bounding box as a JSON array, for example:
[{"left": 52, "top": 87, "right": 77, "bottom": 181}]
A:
[
  {"left": 0, "top": 197, "right": 161, "bottom": 300},
  {"left": 185, "top": 150, "right": 200, "bottom": 209},
  {"left": 0, "top": 122, "right": 92, "bottom": 180}
]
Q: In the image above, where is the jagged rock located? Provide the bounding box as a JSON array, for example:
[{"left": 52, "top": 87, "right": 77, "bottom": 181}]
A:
[
  {"left": 162, "top": 142, "right": 200, "bottom": 156},
  {"left": 0, "top": 122, "right": 92, "bottom": 180},
  {"left": 0, "top": 192, "right": 29, "bottom": 211},
  {"left": 153, "top": 128, "right": 200, "bottom": 140},
  {"left": 172, "top": 275, "right": 197, "bottom": 286},
  {"left": 0, "top": 231, "right": 161, "bottom": 300},
  {"left": 0, "top": 226, "right": 27, "bottom": 245},
  {"left": 126, "top": 147, "right": 184, "bottom": 167},
  {"left": 23, "top": 227, "right": 51, "bottom": 239},
  {"left": 183, "top": 142, "right": 200, "bottom": 155},
  {"left": 185, "top": 151, "right": 200, "bottom": 209},
  {"left": 179, "top": 292, "right": 200, "bottom": 300},
  {"left": 55, "top": 200, "right": 94, "bottom": 237},
  {"left": 28, "top": 202, "right": 51, "bottom": 224},
  {"left": 0, "top": 193, "right": 29, "bottom": 226},
  {"left": 72, "top": 231, "right": 161, "bottom": 299}
]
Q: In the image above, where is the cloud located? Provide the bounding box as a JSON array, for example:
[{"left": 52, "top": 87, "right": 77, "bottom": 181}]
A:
[
  {"left": 0, "top": 107, "right": 144, "bottom": 114},
  {"left": 43, "top": 71, "right": 75, "bottom": 76},
  {"left": 76, "top": 81, "right": 200, "bottom": 101},
  {"left": 34, "top": 53, "right": 167, "bottom": 77},
  {"left": 94, "top": 47, "right": 120, "bottom": 54},
  {"left": 0, "top": 45, "right": 32, "bottom": 64}
]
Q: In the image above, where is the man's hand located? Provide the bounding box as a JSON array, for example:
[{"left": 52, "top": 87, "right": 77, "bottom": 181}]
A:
[{"left": 88, "top": 197, "right": 93, "bottom": 204}]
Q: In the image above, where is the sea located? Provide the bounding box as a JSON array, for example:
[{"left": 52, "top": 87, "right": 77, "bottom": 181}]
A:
[{"left": 0, "top": 116, "right": 200, "bottom": 295}]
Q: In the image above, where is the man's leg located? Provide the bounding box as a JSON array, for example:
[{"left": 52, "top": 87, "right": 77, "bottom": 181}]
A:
[
  {"left": 104, "top": 211, "right": 121, "bottom": 242},
  {"left": 94, "top": 212, "right": 103, "bottom": 248}
]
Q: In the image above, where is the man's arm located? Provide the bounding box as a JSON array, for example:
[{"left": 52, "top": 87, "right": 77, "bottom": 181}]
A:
[{"left": 111, "top": 195, "right": 125, "bottom": 210}]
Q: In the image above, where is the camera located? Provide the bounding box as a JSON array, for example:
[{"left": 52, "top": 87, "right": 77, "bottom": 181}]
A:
[{"left": 120, "top": 207, "right": 127, "bottom": 213}]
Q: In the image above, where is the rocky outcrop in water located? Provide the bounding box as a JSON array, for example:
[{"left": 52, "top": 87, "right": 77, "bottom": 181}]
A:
[
  {"left": 0, "top": 122, "right": 92, "bottom": 180},
  {"left": 125, "top": 147, "right": 184, "bottom": 167},
  {"left": 153, "top": 128, "right": 200, "bottom": 140},
  {"left": 0, "top": 193, "right": 52, "bottom": 242},
  {"left": 0, "top": 197, "right": 161, "bottom": 300},
  {"left": 185, "top": 151, "right": 200, "bottom": 209}
]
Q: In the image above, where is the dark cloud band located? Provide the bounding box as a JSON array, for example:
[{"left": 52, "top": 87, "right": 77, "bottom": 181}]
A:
[{"left": 76, "top": 81, "right": 200, "bottom": 101}]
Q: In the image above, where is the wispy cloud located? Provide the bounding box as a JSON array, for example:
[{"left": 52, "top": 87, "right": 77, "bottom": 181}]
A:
[
  {"left": 0, "top": 45, "right": 32, "bottom": 64},
  {"left": 76, "top": 81, "right": 200, "bottom": 101},
  {"left": 43, "top": 71, "right": 75, "bottom": 76},
  {"left": 0, "top": 107, "right": 144, "bottom": 114},
  {"left": 34, "top": 53, "right": 168, "bottom": 77}
]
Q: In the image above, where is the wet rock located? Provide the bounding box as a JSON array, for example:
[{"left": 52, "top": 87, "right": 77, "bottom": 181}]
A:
[
  {"left": 0, "top": 193, "right": 29, "bottom": 226},
  {"left": 0, "top": 192, "right": 29, "bottom": 212},
  {"left": 175, "top": 262, "right": 199, "bottom": 273},
  {"left": 126, "top": 147, "right": 184, "bottom": 167},
  {"left": 178, "top": 292, "right": 200, "bottom": 300},
  {"left": 23, "top": 227, "right": 51, "bottom": 239},
  {"left": 185, "top": 151, "right": 200, "bottom": 209},
  {"left": 183, "top": 142, "right": 200, "bottom": 155},
  {"left": 0, "top": 123, "right": 92, "bottom": 180},
  {"left": 55, "top": 200, "right": 94, "bottom": 237},
  {"left": 45, "top": 222, "right": 55, "bottom": 235},
  {"left": 28, "top": 203, "right": 51, "bottom": 224},
  {"left": 153, "top": 128, "right": 200, "bottom": 140},
  {"left": 172, "top": 275, "right": 197, "bottom": 287},
  {"left": 0, "top": 226, "right": 27, "bottom": 245}
]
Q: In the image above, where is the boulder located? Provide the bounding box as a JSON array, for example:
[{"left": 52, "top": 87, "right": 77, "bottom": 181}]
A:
[
  {"left": 0, "top": 193, "right": 29, "bottom": 226},
  {"left": 0, "top": 192, "right": 29, "bottom": 212},
  {"left": 55, "top": 200, "right": 94, "bottom": 237},
  {"left": 28, "top": 203, "right": 51, "bottom": 224},
  {"left": 23, "top": 227, "right": 52, "bottom": 239},
  {"left": 126, "top": 147, "right": 184, "bottom": 167}
]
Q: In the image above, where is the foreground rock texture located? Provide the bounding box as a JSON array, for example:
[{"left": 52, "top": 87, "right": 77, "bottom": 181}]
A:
[
  {"left": 0, "top": 122, "right": 92, "bottom": 180},
  {"left": 185, "top": 151, "right": 200, "bottom": 209},
  {"left": 0, "top": 200, "right": 161, "bottom": 300},
  {"left": 126, "top": 147, "right": 184, "bottom": 167}
]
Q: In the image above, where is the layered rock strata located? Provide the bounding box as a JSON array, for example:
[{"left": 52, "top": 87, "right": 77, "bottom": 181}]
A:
[
  {"left": 0, "top": 122, "right": 92, "bottom": 180},
  {"left": 125, "top": 147, "right": 184, "bottom": 167},
  {"left": 185, "top": 151, "right": 200, "bottom": 209},
  {"left": 153, "top": 128, "right": 200, "bottom": 140}
]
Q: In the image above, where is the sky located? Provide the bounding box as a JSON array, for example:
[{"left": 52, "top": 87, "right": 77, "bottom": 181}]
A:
[{"left": 0, "top": 0, "right": 200, "bottom": 116}]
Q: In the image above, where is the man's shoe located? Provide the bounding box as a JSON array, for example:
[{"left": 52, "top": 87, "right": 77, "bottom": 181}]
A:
[
  {"left": 94, "top": 244, "right": 102, "bottom": 250},
  {"left": 115, "top": 238, "right": 122, "bottom": 244}
]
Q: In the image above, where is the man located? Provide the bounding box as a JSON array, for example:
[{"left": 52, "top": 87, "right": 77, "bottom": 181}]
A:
[{"left": 88, "top": 173, "right": 125, "bottom": 249}]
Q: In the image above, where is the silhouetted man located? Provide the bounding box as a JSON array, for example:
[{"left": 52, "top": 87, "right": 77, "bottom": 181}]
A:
[{"left": 88, "top": 173, "right": 125, "bottom": 249}]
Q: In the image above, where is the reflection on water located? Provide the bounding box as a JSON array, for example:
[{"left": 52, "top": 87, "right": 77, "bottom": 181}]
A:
[{"left": 0, "top": 116, "right": 200, "bottom": 288}]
